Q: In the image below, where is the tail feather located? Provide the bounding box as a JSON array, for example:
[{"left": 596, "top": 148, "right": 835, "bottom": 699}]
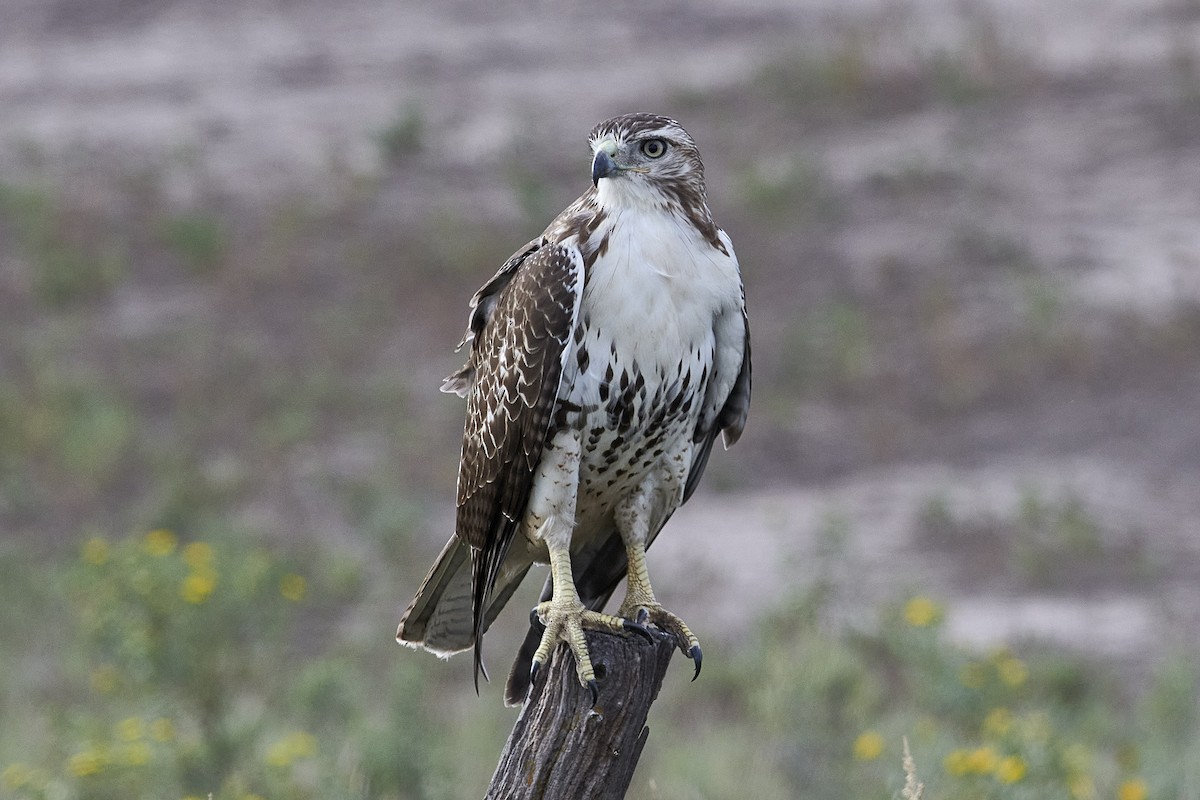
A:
[
  {"left": 397, "top": 535, "right": 475, "bottom": 654},
  {"left": 397, "top": 534, "right": 532, "bottom": 671}
]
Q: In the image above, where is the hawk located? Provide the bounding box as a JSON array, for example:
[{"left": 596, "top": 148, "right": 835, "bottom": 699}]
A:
[{"left": 397, "top": 113, "right": 751, "bottom": 706}]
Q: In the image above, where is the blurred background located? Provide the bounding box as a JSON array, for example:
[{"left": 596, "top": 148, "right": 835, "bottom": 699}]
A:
[{"left": 2, "top": 0, "right": 1199, "bottom": 797}]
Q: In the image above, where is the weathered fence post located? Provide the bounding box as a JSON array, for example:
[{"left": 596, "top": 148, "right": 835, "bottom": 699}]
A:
[{"left": 485, "top": 628, "right": 678, "bottom": 799}]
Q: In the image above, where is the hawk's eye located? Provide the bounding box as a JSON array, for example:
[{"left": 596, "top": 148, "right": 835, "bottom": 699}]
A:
[{"left": 640, "top": 139, "right": 667, "bottom": 158}]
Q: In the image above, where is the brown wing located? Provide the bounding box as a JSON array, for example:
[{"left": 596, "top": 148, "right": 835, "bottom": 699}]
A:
[
  {"left": 440, "top": 237, "right": 542, "bottom": 397},
  {"left": 455, "top": 242, "right": 583, "bottom": 688}
]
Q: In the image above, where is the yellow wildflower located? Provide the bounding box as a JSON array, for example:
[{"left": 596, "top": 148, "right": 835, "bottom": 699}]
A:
[
  {"left": 118, "top": 742, "right": 151, "bottom": 766},
  {"left": 181, "top": 571, "right": 216, "bottom": 603},
  {"left": 183, "top": 541, "right": 214, "bottom": 568},
  {"left": 81, "top": 537, "right": 110, "bottom": 565},
  {"left": 1118, "top": 779, "right": 1148, "bottom": 800},
  {"left": 289, "top": 731, "right": 317, "bottom": 758},
  {"left": 265, "top": 731, "right": 318, "bottom": 767},
  {"left": 852, "top": 730, "right": 885, "bottom": 761},
  {"left": 67, "top": 750, "right": 105, "bottom": 778},
  {"left": 903, "top": 596, "right": 941, "bottom": 627},
  {"left": 3, "top": 763, "right": 31, "bottom": 790},
  {"left": 982, "top": 707, "right": 1013, "bottom": 737},
  {"left": 143, "top": 529, "right": 177, "bottom": 557},
  {"left": 90, "top": 665, "right": 119, "bottom": 694},
  {"left": 265, "top": 741, "right": 289, "bottom": 767},
  {"left": 115, "top": 717, "right": 143, "bottom": 741},
  {"left": 279, "top": 573, "right": 307, "bottom": 602},
  {"left": 966, "top": 746, "right": 998, "bottom": 774},
  {"left": 944, "top": 749, "right": 971, "bottom": 776},
  {"left": 998, "top": 656, "right": 1028, "bottom": 687},
  {"left": 995, "top": 755, "right": 1027, "bottom": 784},
  {"left": 151, "top": 717, "right": 175, "bottom": 742}
]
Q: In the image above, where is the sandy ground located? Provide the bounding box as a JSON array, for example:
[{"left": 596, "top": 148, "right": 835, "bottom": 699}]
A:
[
  {"left": 664, "top": 456, "right": 1200, "bottom": 673},
  {"left": 3, "top": 0, "right": 1200, "bottom": 671}
]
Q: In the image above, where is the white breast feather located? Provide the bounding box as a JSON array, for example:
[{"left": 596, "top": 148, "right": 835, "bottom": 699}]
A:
[{"left": 582, "top": 207, "right": 739, "bottom": 370}]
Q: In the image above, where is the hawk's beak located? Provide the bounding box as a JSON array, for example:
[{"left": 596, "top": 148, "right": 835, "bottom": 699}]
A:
[{"left": 592, "top": 149, "right": 618, "bottom": 187}]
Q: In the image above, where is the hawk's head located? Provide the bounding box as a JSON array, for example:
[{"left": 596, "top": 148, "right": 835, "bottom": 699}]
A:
[{"left": 588, "top": 113, "right": 707, "bottom": 212}]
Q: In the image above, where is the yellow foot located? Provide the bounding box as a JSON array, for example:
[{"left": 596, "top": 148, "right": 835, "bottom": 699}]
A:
[
  {"left": 618, "top": 602, "right": 703, "bottom": 680},
  {"left": 527, "top": 600, "right": 630, "bottom": 706}
]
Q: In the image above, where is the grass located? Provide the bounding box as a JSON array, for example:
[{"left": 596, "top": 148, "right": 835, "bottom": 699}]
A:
[
  {"left": 0, "top": 168, "right": 472, "bottom": 543},
  {"left": 916, "top": 489, "right": 1151, "bottom": 589},
  {"left": 376, "top": 103, "right": 426, "bottom": 165},
  {"left": 638, "top": 586, "right": 1197, "bottom": 800},
  {"left": 736, "top": 153, "right": 842, "bottom": 223},
  {"left": 751, "top": 6, "right": 1028, "bottom": 121},
  {"left": 0, "top": 181, "right": 128, "bottom": 307},
  {"left": 157, "top": 212, "right": 229, "bottom": 275},
  {"left": 2, "top": 527, "right": 1195, "bottom": 800}
]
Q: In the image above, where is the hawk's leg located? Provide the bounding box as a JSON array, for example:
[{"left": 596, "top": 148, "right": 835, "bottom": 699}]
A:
[
  {"left": 524, "top": 429, "right": 629, "bottom": 705},
  {"left": 528, "top": 538, "right": 628, "bottom": 704},
  {"left": 614, "top": 476, "right": 703, "bottom": 678}
]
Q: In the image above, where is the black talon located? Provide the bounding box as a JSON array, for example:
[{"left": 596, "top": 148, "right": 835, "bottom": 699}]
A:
[
  {"left": 622, "top": 618, "right": 655, "bottom": 643},
  {"left": 529, "top": 609, "right": 545, "bottom": 631},
  {"left": 688, "top": 645, "right": 703, "bottom": 680},
  {"left": 587, "top": 678, "right": 599, "bottom": 708},
  {"left": 529, "top": 661, "right": 541, "bottom": 689},
  {"left": 636, "top": 608, "right": 650, "bottom": 626}
]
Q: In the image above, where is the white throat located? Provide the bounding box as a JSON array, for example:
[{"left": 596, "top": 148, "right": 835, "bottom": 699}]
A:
[{"left": 594, "top": 175, "right": 668, "bottom": 214}]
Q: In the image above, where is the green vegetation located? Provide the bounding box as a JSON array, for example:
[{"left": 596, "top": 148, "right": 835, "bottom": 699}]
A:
[
  {"left": 157, "top": 212, "right": 229, "bottom": 275},
  {"left": 783, "top": 300, "right": 877, "bottom": 398},
  {"left": 640, "top": 587, "right": 1196, "bottom": 800},
  {"left": 753, "top": 10, "right": 1022, "bottom": 119},
  {"left": 0, "top": 528, "right": 482, "bottom": 800},
  {"left": 505, "top": 157, "right": 561, "bottom": 229},
  {"left": 2, "top": 530, "right": 1194, "bottom": 799},
  {"left": 0, "top": 182, "right": 127, "bottom": 307},
  {"left": 736, "top": 154, "right": 841, "bottom": 223},
  {"left": 377, "top": 103, "right": 426, "bottom": 165},
  {"left": 916, "top": 490, "right": 1151, "bottom": 589}
]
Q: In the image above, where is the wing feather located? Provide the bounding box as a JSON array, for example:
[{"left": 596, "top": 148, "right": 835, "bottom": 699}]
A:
[
  {"left": 455, "top": 242, "right": 583, "bottom": 688},
  {"left": 685, "top": 297, "right": 751, "bottom": 502},
  {"left": 440, "top": 237, "right": 543, "bottom": 396}
]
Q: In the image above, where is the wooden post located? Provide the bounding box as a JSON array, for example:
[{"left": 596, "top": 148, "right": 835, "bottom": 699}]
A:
[{"left": 485, "top": 628, "right": 679, "bottom": 799}]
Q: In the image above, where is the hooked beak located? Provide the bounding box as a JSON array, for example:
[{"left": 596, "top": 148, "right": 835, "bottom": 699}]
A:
[{"left": 591, "top": 148, "right": 618, "bottom": 187}]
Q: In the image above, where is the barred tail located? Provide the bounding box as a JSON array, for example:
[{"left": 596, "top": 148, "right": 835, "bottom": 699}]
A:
[{"left": 396, "top": 536, "right": 476, "bottom": 655}]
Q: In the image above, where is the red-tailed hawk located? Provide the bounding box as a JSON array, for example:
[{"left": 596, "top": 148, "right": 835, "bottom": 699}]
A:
[{"left": 397, "top": 113, "right": 751, "bottom": 706}]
